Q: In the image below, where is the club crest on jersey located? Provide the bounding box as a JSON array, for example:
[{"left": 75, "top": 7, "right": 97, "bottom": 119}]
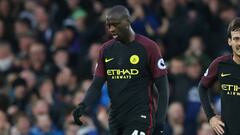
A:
[
  {"left": 130, "top": 55, "right": 139, "bottom": 64},
  {"left": 157, "top": 58, "right": 166, "bottom": 69}
]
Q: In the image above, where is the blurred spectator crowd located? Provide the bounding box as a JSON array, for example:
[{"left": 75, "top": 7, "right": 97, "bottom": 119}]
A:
[{"left": 0, "top": 0, "right": 239, "bottom": 135}]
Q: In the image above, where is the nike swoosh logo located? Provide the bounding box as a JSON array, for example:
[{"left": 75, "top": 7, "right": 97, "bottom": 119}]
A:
[
  {"left": 221, "top": 73, "right": 231, "bottom": 77},
  {"left": 105, "top": 58, "right": 114, "bottom": 63}
]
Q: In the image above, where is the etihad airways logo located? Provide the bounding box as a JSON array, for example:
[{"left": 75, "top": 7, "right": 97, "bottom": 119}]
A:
[
  {"left": 221, "top": 84, "right": 240, "bottom": 96},
  {"left": 107, "top": 69, "right": 139, "bottom": 79}
]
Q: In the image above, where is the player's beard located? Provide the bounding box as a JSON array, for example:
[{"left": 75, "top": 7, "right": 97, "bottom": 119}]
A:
[{"left": 118, "top": 27, "right": 131, "bottom": 43}]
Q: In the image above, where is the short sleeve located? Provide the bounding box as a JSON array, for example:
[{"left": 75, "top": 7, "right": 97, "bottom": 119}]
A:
[{"left": 94, "top": 46, "right": 105, "bottom": 78}]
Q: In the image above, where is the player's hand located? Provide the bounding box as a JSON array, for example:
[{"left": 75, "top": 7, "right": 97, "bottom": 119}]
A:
[
  {"left": 72, "top": 103, "right": 86, "bottom": 126},
  {"left": 152, "top": 123, "right": 164, "bottom": 135},
  {"left": 209, "top": 115, "right": 225, "bottom": 135}
]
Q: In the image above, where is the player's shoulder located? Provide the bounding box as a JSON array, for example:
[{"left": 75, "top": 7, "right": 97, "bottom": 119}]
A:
[
  {"left": 212, "top": 54, "right": 232, "bottom": 64},
  {"left": 135, "top": 34, "right": 158, "bottom": 49},
  {"left": 101, "top": 39, "right": 116, "bottom": 50}
]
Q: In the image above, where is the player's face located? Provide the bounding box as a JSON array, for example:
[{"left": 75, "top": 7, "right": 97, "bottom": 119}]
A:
[
  {"left": 106, "top": 16, "right": 130, "bottom": 41},
  {"left": 228, "top": 31, "right": 240, "bottom": 56}
]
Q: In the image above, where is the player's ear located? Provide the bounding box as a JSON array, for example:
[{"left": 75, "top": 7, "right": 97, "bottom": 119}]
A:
[{"left": 228, "top": 38, "right": 232, "bottom": 46}]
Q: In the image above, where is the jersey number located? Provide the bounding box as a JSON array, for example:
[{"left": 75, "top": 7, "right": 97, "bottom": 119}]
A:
[{"left": 131, "top": 130, "right": 145, "bottom": 135}]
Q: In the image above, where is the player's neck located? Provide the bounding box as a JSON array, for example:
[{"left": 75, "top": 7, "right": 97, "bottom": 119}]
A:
[
  {"left": 129, "top": 27, "right": 135, "bottom": 42},
  {"left": 127, "top": 33, "right": 135, "bottom": 44},
  {"left": 233, "top": 54, "right": 240, "bottom": 64},
  {"left": 121, "top": 28, "right": 135, "bottom": 44}
]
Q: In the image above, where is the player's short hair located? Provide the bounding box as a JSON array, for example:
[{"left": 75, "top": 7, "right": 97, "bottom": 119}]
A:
[
  {"left": 107, "top": 5, "right": 131, "bottom": 22},
  {"left": 227, "top": 17, "right": 240, "bottom": 38}
]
